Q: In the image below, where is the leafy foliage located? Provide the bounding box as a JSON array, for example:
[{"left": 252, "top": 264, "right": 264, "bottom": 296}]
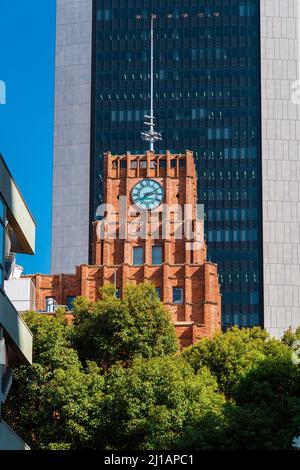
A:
[
  {"left": 71, "top": 283, "right": 178, "bottom": 367},
  {"left": 182, "top": 326, "right": 291, "bottom": 397},
  {"left": 178, "top": 327, "right": 300, "bottom": 450},
  {"left": 282, "top": 326, "right": 300, "bottom": 347},
  {"left": 3, "top": 293, "right": 300, "bottom": 450},
  {"left": 3, "top": 313, "right": 104, "bottom": 449},
  {"left": 96, "top": 357, "right": 224, "bottom": 450}
]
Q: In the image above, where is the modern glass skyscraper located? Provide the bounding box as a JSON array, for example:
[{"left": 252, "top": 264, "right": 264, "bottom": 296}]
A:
[{"left": 52, "top": 0, "right": 300, "bottom": 336}]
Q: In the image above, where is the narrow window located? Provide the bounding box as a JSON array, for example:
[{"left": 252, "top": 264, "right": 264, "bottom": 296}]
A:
[
  {"left": 133, "top": 247, "right": 144, "bottom": 265},
  {"left": 45, "top": 297, "right": 56, "bottom": 313},
  {"left": 155, "top": 287, "right": 161, "bottom": 300},
  {"left": 172, "top": 287, "right": 183, "bottom": 304},
  {"left": 152, "top": 246, "right": 163, "bottom": 265}
]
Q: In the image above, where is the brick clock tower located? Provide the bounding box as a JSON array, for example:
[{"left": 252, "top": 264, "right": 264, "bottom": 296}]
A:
[{"left": 30, "top": 150, "right": 221, "bottom": 347}]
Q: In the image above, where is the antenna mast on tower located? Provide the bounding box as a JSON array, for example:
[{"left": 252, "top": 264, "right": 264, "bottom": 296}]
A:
[{"left": 141, "top": 14, "right": 162, "bottom": 152}]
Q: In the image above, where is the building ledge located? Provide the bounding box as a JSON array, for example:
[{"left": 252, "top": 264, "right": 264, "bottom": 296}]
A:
[
  {"left": 0, "top": 153, "right": 36, "bottom": 254},
  {"left": 0, "top": 420, "right": 30, "bottom": 450},
  {"left": 175, "top": 321, "right": 204, "bottom": 327},
  {"left": 0, "top": 289, "right": 32, "bottom": 364}
]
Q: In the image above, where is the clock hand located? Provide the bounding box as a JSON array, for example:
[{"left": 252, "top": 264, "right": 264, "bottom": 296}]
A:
[{"left": 143, "top": 191, "right": 155, "bottom": 197}]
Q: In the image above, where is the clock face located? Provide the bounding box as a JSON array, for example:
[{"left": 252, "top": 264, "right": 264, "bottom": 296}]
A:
[{"left": 131, "top": 179, "right": 164, "bottom": 210}]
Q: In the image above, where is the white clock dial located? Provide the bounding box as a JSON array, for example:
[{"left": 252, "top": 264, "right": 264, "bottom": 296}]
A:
[{"left": 131, "top": 179, "right": 164, "bottom": 210}]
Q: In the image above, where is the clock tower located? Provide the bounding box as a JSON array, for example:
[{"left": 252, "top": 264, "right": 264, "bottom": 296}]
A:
[
  {"left": 29, "top": 150, "right": 221, "bottom": 347},
  {"left": 90, "top": 149, "right": 221, "bottom": 345}
]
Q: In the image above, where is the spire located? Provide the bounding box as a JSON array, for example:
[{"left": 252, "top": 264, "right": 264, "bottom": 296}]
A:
[{"left": 141, "top": 14, "right": 162, "bottom": 152}]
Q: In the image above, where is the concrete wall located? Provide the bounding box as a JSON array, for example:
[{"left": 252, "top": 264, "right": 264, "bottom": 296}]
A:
[
  {"left": 261, "top": 0, "right": 300, "bottom": 337},
  {"left": 4, "top": 278, "right": 36, "bottom": 312},
  {"left": 52, "top": 0, "right": 93, "bottom": 274}
]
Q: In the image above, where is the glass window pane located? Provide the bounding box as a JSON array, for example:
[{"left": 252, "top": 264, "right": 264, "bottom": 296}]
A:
[
  {"left": 152, "top": 246, "right": 163, "bottom": 265},
  {"left": 46, "top": 297, "right": 56, "bottom": 313},
  {"left": 67, "top": 296, "right": 76, "bottom": 310},
  {"left": 133, "top": 247, "right": 143, "bottom": 265},
  {"left": 173, "top": 287, "right": 183, "bottom": 304}
]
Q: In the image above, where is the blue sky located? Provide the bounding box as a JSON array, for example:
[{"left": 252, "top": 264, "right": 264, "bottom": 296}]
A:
[{"left": 0, "top": 1, "right": 56, "bottom": 274}]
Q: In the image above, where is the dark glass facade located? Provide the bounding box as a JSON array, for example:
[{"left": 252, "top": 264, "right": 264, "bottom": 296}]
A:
[{"left": 91, "top": 0, "right": 263, "bottom": 328}]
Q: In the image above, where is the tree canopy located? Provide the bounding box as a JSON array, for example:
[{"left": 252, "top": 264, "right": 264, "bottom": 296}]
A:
[
  {"left": 96, "top": 357, "right": 224, "bottom": 450},
  {"left": 179, "top": 327, "right": 300, "bottom": 450},
  {"left": 182, "top": 326, "right": 291, "bottom": 397},
  {"left": 3, "top": 287, "right": 300, "bottom": 450},
  {"left": 3, "top": 312, "right": 104, "bottom": 450},
  {"left": 71, "top": 283, "right": 178, "bottom": 367}
]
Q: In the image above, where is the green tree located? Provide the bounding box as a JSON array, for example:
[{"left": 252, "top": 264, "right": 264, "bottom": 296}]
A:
[
  {"left": 71, "top": 283, "right": 178, "bottom": 367},
  {"left": 3, "top": 312, "right": 104, "bottom": 449},
  {"left": 178, "top": 335, "right": 300, "bottom": 450},
  {"left": 94, "top": 356, "right": 225, "bottom": 450},
  {"left": 228, "top": 356, "right": 300, "bottom": 449},
  {"left": 182, "top": 326, "right": 291, "bottom": 397},
  {"left": 5, "top": 307, "right": 300, "bottom": 451}
]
